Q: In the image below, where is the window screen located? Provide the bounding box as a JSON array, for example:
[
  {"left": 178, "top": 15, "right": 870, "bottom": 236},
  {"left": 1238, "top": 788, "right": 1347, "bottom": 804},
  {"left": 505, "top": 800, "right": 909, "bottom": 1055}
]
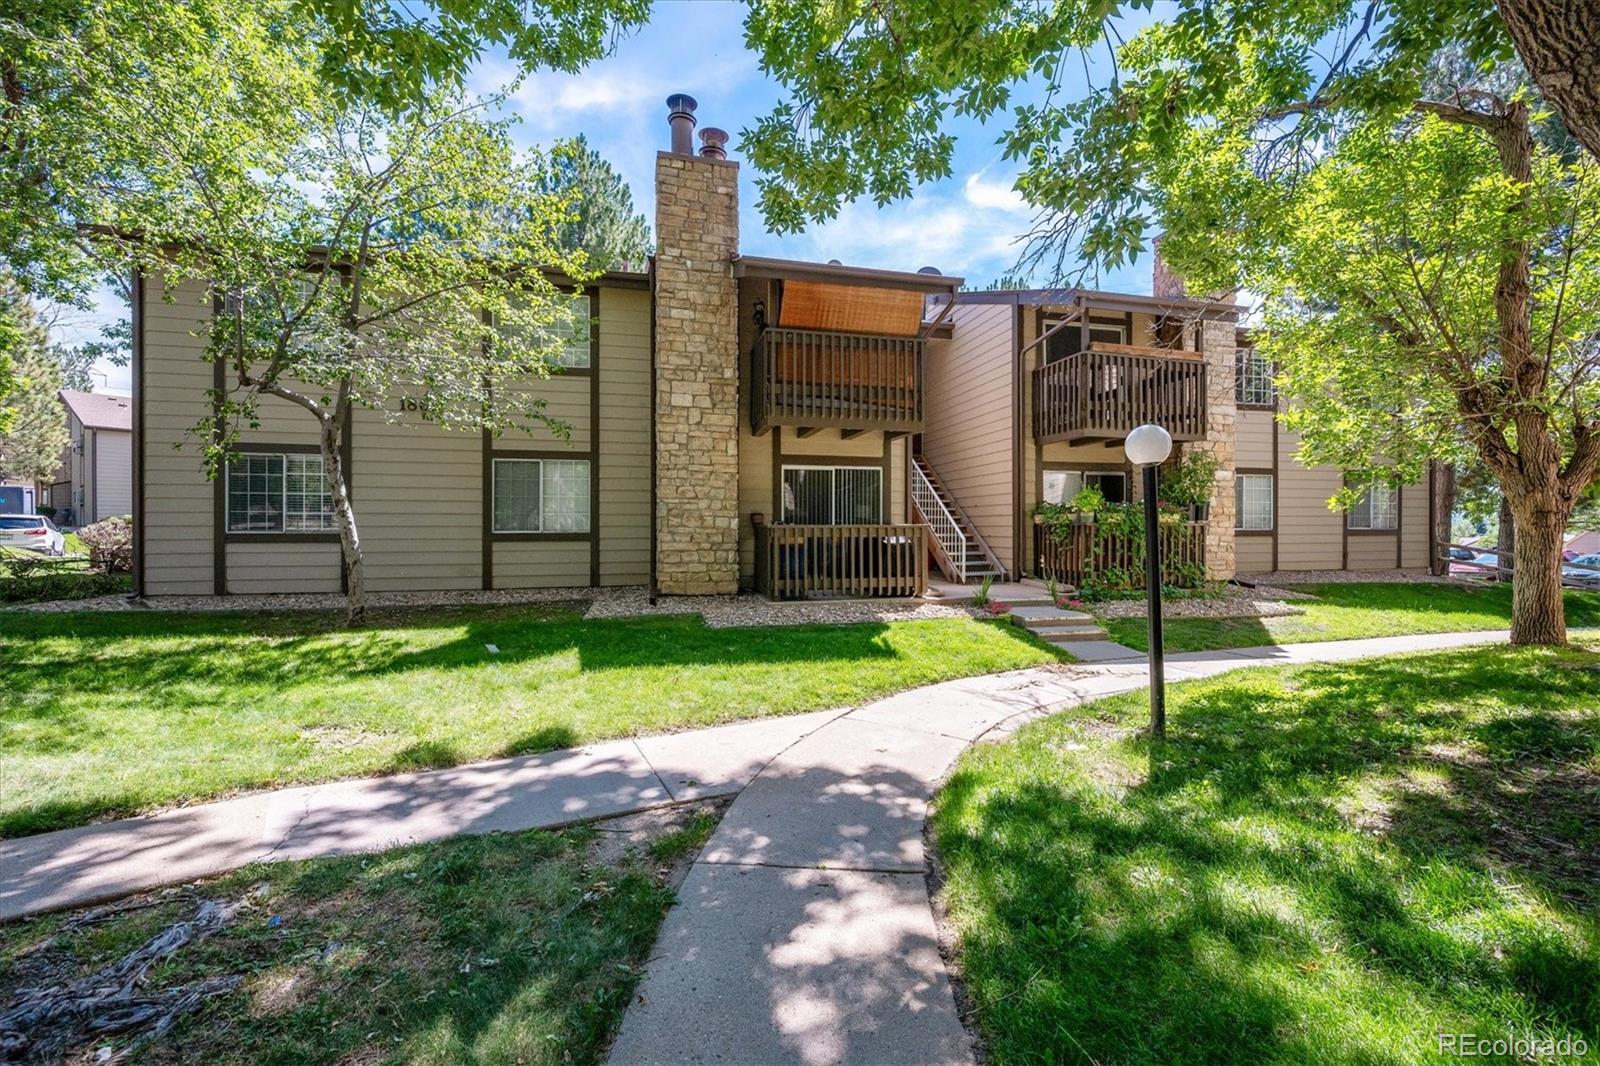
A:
[
  {"left": 226, "top": 453, "right": 334, "bottom": 533},
  {"left": 1043, "top": 470, "right": 1128, "bottom": 505},
  {"left": 1236, "top": 347, "right": 1275, "bottom": 406},
  {"left": 1348, "top": 484, "right": 1399, "bottom": 530},
  {"left": 1235, "top": 474, "right": 1274, "bottom": 530},
  {"left": 550, "top": 294, "right": 592, "bottom": 368},
  {"left": 492, "top": 458, "right": 591, "bottom": 533},
  {"left": 781, "top": 467, "right": 883, "bottom": 524}
]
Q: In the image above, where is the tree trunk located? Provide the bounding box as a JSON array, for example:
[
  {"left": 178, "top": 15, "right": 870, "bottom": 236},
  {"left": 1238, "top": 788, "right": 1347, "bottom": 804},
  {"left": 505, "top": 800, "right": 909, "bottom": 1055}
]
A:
[
  {"left": 319, "top": 418, "right": 365, "bottom": 625},
  {"left": 1495, "top": 0, "right": 1600, "bottom": 159},
  {"left": 1430, "top": 461, "right": 1456, "bottom": 575},
  {"left": 1507, "top": 493, "right": 1568, "bottom": 645}
]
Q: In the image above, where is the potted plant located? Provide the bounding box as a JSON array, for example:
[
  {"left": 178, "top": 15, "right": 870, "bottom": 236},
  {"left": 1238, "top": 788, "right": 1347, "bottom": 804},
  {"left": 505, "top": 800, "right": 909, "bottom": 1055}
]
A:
[{"left": 1070, "top": 484, "right": 1106, "bottom": 524}]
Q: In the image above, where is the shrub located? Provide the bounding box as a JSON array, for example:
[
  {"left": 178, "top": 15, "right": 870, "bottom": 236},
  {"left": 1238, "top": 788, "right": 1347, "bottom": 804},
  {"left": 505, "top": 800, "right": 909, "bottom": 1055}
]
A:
[
  {"left": 972, "top": 573, "right": 994, "bottom": 607},
  {"left": 78, "top": 515, "right": 133, "bottom": 573},
  {"left": 0, "top": 571, "right": 131, "bottom": 605},
  {"left": 1162, "top": 449, "right": 1221, "bottom": 508}
]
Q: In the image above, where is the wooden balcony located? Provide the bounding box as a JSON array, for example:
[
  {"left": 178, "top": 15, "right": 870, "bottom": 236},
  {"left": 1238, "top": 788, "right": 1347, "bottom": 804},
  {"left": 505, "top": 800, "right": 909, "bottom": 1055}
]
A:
[
  {"left": 1034, "top": 519, "right": 1208, "bottom": 589},
  {"left": 751, "top": 327, "right": 924, "bottom": 435},
  {"left": 1033, "top": 344, "right": 1207, "bottom": 444},
  {"left": 755, "top": 523, "right": 928, "bottom": 600}
]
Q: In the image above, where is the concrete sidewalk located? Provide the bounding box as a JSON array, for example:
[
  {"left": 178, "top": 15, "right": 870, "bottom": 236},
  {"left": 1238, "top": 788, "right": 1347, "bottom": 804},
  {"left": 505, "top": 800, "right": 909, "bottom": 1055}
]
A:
[{"left": 0, "top": 629, "right": 1514, "bottom": 1062}]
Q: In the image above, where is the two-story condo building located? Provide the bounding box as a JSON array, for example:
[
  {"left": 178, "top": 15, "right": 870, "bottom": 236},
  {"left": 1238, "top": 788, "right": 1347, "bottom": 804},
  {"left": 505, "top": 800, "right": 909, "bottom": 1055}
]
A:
[{"left": 130, "top": 94, "right": 1432, "bottom": 602}]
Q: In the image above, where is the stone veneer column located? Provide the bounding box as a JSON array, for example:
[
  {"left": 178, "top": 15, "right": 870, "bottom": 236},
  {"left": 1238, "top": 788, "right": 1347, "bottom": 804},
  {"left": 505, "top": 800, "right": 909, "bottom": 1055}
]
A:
[
  {"left": 653, "top": 150, "right": 741, "bottom": 594},
  {"left": 1191, "top": 316, "right": 1237, "bottom": 580}
]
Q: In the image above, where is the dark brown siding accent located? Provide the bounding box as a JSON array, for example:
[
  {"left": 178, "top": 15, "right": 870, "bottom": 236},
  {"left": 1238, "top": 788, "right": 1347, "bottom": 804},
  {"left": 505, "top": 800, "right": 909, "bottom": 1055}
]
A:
[
  {"left": 340, "top": 400, "right": 352, "bottom": 594},
  {"left": 132, "top": 267, "right": 146, "bottom": 597},
  {"left": 212, "top": 292, "right": 226, "bottom": 595},
  {"left": 1011, "top": 305, "right": 1025, "bottom": 579},
  {"left": 589, "top": 285, "right": 601, "bottom": 587},
  {"left": 1396, "top": 481, "right": 1404, "bottom": 568},
  {"left": 880, "top": 434, "right": 892, "bottom": 518},
  {"left": 1271, "top": 410, "right": 1280, "bottom": 571},
  {"left": 647, "top": 258, "right": 659, "bottom": 602},
  {"left": 481, "top": 428, "right": 493, "bottom": 589}
]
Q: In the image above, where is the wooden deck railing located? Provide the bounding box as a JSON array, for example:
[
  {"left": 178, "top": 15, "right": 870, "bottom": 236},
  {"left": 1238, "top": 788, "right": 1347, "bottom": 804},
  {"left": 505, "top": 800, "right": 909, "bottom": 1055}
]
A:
[
  {"left": 755, "top": 523, "right": 928, "bottom": 600},
  {"left": 752, "top": 327, "right": 924, "bottom": 434},
  {"left": 1034, "top": 520, "right": 1208, "bottom": 589},
  {"left": 1033, "top": 347, "right": 1207, "bottom": 443}
]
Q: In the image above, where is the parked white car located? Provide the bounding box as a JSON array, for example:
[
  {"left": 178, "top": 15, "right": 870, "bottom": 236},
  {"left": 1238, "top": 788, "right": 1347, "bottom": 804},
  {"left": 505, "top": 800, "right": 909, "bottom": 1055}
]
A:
[
  {"left": 1562, "top": 552, "right": 1600, "bottom": 589},
  {"left": 0, "top": 514, "right": 66, "bottom": 556}
]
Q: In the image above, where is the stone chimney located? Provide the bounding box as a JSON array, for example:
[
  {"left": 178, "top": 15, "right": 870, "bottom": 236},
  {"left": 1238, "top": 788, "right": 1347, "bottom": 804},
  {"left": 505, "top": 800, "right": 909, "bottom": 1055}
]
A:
[
  {"left": 1152, "top": 235, "right": 1186, "bottom": 299},
  {"left": 653, "top": 95, "right": 741, "bottom": 595}
]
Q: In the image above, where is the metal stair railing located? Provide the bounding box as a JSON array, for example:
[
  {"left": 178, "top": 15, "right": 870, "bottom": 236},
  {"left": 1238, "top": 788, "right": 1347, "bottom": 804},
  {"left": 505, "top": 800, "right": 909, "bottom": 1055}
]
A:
[{"left": 911, "top": 458, "right": 968, "bottom": 579}]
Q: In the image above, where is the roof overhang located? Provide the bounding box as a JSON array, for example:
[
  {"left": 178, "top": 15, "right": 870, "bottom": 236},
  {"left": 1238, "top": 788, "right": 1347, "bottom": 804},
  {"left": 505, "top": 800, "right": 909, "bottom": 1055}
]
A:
[
  {"left": 732, "top": 255, "right": 963, "bottom": 294},
  {"left": 948, "top": 287, "right": 1242, "bottom": 321}
]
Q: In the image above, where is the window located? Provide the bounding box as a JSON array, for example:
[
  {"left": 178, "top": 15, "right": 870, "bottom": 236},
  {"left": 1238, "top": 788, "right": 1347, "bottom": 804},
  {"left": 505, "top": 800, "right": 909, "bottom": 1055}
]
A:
[
  {"left": 496, "top": 294, "right": 591, "bottom": 368},
  {"left": 1236, "top": 347, "right": 1275, "bottom": 406},
  {"left": 226, "top": 453, "right": 335, "bottom": 533},
  {"left": 492, "top": 458, "right": 591, "bottom": 533},
  {"left": 1043, "top": 317, "right": 1128, "bottom": 364},
  {"left": 1043, "top": 470, "right": 1129, "bottom": 506},
  {"left": 1235, "top": 474, "right": 1274, "bottom": 531},
  {"left": 1348, "top": 483, "right": 1399, "bottom": 530},
  {"left": 781, "top": 466, "right": 882, "bottom": 525}
]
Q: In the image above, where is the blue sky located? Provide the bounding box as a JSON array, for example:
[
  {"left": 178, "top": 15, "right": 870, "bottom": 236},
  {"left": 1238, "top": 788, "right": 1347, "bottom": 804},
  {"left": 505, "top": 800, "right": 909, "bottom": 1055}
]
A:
[{"left": 71, "top": 0, "right": 1163, "bottom": 394}]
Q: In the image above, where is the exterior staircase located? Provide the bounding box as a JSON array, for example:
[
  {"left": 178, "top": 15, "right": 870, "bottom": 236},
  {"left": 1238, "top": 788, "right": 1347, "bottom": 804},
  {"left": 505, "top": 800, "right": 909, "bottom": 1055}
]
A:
[
  {"left": 1006, "top": 604, "right": 1112, "bottom": 648},
  {"left": 910, "top": 455, "right": 1006, "bottom": 583}
]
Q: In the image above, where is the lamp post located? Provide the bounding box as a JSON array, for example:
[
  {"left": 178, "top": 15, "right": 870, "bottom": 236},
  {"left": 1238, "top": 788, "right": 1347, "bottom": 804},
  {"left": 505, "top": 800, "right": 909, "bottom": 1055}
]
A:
[{"left": 1125, "top": 423, "right": 1174, "bottom": 739}]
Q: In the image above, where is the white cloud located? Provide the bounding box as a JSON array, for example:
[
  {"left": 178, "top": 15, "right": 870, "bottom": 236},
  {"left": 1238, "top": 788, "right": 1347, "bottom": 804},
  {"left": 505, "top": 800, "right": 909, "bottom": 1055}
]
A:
[{"left": 962, "top": 168, "right": 1027, "bottom": 213}]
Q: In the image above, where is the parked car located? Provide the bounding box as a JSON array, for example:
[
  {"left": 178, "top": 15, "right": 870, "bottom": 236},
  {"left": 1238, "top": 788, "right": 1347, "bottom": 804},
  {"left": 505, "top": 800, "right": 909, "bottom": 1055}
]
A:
[
  {"left": 0, "top": 514, "right": 66, "bottom": 556},
  {"left": 1562, "top": 552, "right": 1600, "bottom": 588},
  {"left": 1447, "top": 546, "right": 1501, "bottom": 577}
]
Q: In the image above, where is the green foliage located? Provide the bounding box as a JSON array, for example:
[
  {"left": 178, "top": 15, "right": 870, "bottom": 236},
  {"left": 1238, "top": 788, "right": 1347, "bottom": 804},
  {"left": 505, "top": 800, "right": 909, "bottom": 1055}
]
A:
[
  {"left": 934, "top": 644, "right": 1600, "bottom": 1064},
  {"left": 1159, "top": 449, "right": 1219, "bottom": 509},
  {"left": 535, "top": 135, "right": 652, "bottom": 271},
  {"left": 973, "top": 573, "right": 995, "bottom": 607},
  {"left": 1070, "top": 484, "right": 1106, "bottom": 514},
  {"left": 0, "top": 279, "right": 68, "bottom": 481},
  {"left": 0, "top": 569, "right": 130, "bottom": 605}
]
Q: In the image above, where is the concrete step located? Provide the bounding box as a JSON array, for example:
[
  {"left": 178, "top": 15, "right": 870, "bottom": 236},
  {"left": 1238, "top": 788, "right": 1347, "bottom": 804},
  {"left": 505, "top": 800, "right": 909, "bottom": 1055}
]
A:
[
  {"left": 1037, "top": 625, "right": 1112, "bottom": 642},
  {"left": 1009, "top": 605, "right": 1097, "bottom": 624}
]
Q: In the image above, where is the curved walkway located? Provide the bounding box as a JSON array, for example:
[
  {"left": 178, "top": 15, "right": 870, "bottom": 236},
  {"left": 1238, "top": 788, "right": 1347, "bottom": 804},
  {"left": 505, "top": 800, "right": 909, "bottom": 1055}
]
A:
[{"left": 2, "top": 630, "right": 1513, "bottom": 1060}]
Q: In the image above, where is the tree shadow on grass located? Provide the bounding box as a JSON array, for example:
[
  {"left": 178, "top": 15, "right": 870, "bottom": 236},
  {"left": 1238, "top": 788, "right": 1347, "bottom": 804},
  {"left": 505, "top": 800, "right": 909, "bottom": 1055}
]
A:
[{"left": 934, "top": 645, "right": 1600, "bottom": 1064}]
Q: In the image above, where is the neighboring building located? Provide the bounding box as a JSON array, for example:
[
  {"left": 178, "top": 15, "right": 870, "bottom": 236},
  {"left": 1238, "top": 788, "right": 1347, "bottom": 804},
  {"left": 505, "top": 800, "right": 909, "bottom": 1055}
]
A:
[
  {"left": 131, "top": 93, "right": 1433, "bottom": 601},
  {"left": 58, "top": 390, "right": 133, "bottom": 525},
  {"left": 1567, "top": 530, "right": 1600, "bottom": 557}
]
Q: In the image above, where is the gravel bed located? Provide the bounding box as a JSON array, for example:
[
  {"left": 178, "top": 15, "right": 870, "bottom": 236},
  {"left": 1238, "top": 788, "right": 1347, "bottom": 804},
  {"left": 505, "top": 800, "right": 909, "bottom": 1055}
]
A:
[
  {"left": 9, "top": 584, "right": 980, "bottom": 629},
  {"left": 1092, "top": 583, "right": 1313, "bottom": 621},
  {"left": 1242, "top": 569, "right": 1455, "bottom": 586}
]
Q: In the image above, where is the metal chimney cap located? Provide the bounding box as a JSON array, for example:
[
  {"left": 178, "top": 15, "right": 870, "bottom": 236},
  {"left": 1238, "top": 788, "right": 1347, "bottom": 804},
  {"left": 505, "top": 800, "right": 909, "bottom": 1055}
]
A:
[
  {"left": 917, "top": 266, "right": 942, "bottom": 275},
  {"left": 666, "top": 94, "right": 698, "bottom": 118}
]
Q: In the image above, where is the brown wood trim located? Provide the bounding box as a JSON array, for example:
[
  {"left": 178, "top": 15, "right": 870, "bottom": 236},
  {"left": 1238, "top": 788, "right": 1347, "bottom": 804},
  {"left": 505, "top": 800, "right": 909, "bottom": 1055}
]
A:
[
  {"left": 132, "top": 267, "right": 146, "bottom": 597},
  {"left": 212, "top": 291, "right": 226, "bottom": 596},
  {"left": 491, "top": 532, "right": 592, "bottom": 543},
  {"left": 771, "top": 425, "right": 783, "bottom": 520},
  {"left": 1271, "top": 408, "right": 1280, "bottom": 571},
  {"left": 1341, "top": 475, "right": 1350, "bottom": 569},
  {"left": 228, "top": 441, "right": 324, "bottom": 455},
  {"left": 1395, "top": 478, "right": 1404, "bottom": 568},
  {"left": 880, "top": 435, "right": 892, "bottom": 520},
  {"left": 490, "top": 447, "right": 592, "bottom": 461},
  {"left": 1041, "top": 460, "right": 1130, "bottom": 473},
  {"left": 1011, "top": 305, "right": 1025, "bottom": 579},
  {"left": 1346, "top": 527, "right": 1401, "bottom": 537},
  {"left": 588, "top": 285, "right": 601, "bottom": 587},
  {"left": 482, "top": 428, "right": 493, "bottom": 589},
  {"left": 777, "top": 453, "right": 889, "bottom": 467}
]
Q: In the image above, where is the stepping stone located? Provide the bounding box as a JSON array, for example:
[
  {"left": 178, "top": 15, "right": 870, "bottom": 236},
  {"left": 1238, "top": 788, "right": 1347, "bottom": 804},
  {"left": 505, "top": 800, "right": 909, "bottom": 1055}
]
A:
[
  {"left": 1008, "top": 605, "right": 1096, "bottom": 622},
  {"left": 1060, "top": 640, "right": 1147, "bottom": 662},
  {"left": 1038, "top": 625, "right": 1112, "bottom": 642}
]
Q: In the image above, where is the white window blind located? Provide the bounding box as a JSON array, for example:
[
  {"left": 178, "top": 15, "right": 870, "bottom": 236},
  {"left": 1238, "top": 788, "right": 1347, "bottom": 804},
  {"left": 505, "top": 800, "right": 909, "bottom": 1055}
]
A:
[
  {"left": 1348, "top": 484, "right": 1399, "bottom": 530},
  {"left": 1236, "top": 347, "right": 1275, "bottom": 406},
  {"left": 492, "top": 458, "right": 591, "bottom": 533},
  {"left": 226, "top": 453, "right": 334, "bottom": 533},
  {"left": 1235, "top": 474, "right": 1274, "bottom": 531}
]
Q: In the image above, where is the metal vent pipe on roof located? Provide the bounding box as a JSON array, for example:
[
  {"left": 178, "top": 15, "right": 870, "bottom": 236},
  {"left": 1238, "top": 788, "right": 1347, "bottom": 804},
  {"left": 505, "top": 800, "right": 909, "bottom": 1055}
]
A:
[
  {"left": 666, "top": 94, "right": 698, "bottom": 155},
  {"left": 699, "top": 127, "right": 728, "bottom": 159}
]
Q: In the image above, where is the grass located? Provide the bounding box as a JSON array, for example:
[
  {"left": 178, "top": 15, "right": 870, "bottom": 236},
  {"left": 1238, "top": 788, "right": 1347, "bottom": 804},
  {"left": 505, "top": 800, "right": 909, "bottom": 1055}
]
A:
[
  {"left": 932, "top": 643, "right": 1600, "bottom": 1065},
  {"left": 0, "top": 604, "right": 1065, "bottom": 838},
  {"left": 1104, "top": 581, "right": 1600, "bottom": 652},
  {"left": 0, "top": 810, "right": 718, "bottom": 1064}
]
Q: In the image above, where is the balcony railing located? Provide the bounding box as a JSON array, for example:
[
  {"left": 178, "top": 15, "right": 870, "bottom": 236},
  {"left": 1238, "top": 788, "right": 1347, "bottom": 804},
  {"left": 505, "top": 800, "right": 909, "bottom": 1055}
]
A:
[
  {"left": 1033, "top": 345, "right": 1207, "bottom": 444},
  {"left": 752, "top": 327, "right": 924, "bottom": 434},
  {"left": 1034, "top": 519, "right": 1208, "bottom": 589},
  {"left": 755, "top": 523, "right": 928, "bottom": 600}
]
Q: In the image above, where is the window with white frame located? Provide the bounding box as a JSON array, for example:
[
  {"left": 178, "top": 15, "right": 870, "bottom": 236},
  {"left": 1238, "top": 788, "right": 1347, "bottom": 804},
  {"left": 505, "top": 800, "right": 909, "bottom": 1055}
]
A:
[
  {"left": 781, "top": 466, "right": 882, "bottom": 525},
  {"left": 1236, "top": 347, "right": 1275, "bottom": 406},
  {"left": 1235, "top": 473, "right": 1275, "bottom": 531},
  {"left": 492, "top": 458, "right": 591, "bottom": 533},
  {"left": 497, "top": 294, "right": 591, "bottom": 368},
  {"left": 226, "top": 453, "right": 336, "bottom": 533},
  {"left": 1347, "top": 483, "right": 1399, "bottom": 530},
  {"left": 1043, "top": 470, "right": 1129, "bottom": 506}
]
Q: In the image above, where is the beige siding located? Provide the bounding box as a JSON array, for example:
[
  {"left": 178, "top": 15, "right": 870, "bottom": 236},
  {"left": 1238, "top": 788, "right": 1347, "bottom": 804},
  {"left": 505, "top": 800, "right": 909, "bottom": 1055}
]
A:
[
  {"left": 1236, "top": 536, "right": 1274, "bottom": 573},
  {"left": 493, "top": 541, "right": 591, "bottom": 589},
  {"left": 889, "top": 436, "right": 907, "bottom": 522},
  {"left": 597, "top": 287, "right": 651, "bottom": 586},
  {"left": 1347, "top": 533, "right": 1399, "bottom": 570},
  {"left": 495, "top": 375, "right": 593, "bottom": 450},
  {"left": 351, "top": 411, "right": 481, "bottom": 591},
  {"left": 1276, "top": 429, "right": 1346, "bottom": 570},
  {"left": 92, "top": 429, "right": 133, "bottom": 520},
  {"left": 228, "top": 543, "right": 341, "bottom": 593},
  {"left": 738, "top": 425, "right": 773, "bottom": 581},
  {"left": 1402, "top": 481, "right": 1429, "bottom": 568},
  {"left": 922, "top": 303, "right": 1016, "bottom": 570},
  {"left": 1235, "top": 410, "right": 1274, "bottom": 469},
  {"left": 142, "top": 277, "right": 215, "bottom": 595}
]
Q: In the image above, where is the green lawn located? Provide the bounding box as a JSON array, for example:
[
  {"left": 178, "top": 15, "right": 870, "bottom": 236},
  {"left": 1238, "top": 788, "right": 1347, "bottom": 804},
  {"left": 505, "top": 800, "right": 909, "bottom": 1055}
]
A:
[
  {"left": 0, "top": 604, "right": 1064, "bottom": 837},
  {"left": 1104, "top": 581, "right": 1600, "bottom": 651},
  {"left": 0, "top": 809, "right": 716, "bottom": 1064},
  {"left": 932, "top": 643, "right": 1600, "bottom": 1065}
]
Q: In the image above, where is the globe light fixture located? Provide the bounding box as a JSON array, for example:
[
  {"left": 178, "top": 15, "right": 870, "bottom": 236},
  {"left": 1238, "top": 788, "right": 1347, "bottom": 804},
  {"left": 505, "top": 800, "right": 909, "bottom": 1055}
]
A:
[{"left": 1124, "top": 423, "right": 1175, "bottom": 739}]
